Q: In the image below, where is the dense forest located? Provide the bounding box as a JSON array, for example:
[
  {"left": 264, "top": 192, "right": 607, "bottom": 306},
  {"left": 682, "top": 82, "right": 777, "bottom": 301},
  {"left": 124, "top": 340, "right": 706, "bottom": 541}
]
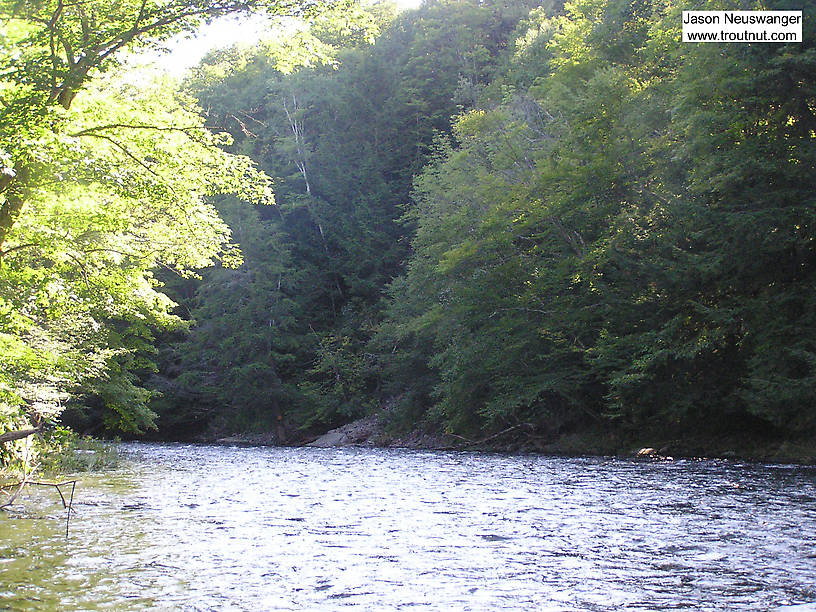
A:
[{"left": 1, "top": 0, "right": 814, "bottom": 466}]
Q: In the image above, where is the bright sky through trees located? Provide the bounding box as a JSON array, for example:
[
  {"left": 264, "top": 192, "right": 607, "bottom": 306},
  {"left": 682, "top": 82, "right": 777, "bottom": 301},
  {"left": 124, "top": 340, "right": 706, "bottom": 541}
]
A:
[{"left": 148, "top": 0, "right": 422, "bottom": 75}]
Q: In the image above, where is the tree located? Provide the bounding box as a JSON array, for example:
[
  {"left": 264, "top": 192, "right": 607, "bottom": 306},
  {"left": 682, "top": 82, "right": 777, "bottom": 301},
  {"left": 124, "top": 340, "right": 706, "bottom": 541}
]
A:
[
  {"left": 0, "top": 0, "right": 344, "bottom": 246},
  {"left": 146, "top": 0, "right": 541, "bottom": 437},
  {"left": 368, "top": 0, "right": 816, "bottom": 447},
  {"left": 0, "top": 0, "right": 351, "bottom": 452}
]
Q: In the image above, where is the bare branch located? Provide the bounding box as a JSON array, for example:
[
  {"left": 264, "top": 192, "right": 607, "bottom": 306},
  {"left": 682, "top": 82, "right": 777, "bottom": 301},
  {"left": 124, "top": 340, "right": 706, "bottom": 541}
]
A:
[
  {"left": 76, "top": 132, "right": 164, "bottom": 181},
  {"left": 69, "top": 123, "right": 207, "bottom": 137}
]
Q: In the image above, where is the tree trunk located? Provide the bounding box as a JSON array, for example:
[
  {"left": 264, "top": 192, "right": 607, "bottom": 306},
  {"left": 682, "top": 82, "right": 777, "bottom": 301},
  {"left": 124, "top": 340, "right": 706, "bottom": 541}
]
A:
[
  {"left": 0, "top": 427, "right": 42, "bottom": 445},
  {"left": 0, "top": 163, "right": 30, "bottom": 252}
]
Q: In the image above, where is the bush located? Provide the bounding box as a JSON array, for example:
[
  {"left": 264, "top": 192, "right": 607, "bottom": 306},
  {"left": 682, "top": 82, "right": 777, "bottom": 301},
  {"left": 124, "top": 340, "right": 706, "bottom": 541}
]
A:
[{"left": 37, "top": 428, "right": 120, "bottom": 474}]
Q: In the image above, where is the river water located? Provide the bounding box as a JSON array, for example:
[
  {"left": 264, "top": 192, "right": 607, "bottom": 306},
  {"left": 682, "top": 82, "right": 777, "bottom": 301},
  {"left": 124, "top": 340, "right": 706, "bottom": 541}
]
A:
[{"left": 1, "top": 443, "right": 815, "bottom": 611}]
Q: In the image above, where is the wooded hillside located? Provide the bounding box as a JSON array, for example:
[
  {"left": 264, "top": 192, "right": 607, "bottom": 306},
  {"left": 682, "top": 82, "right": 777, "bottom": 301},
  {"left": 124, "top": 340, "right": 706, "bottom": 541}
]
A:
[{"left": 3, "top": 0, "right": 814, "bottom": 460}]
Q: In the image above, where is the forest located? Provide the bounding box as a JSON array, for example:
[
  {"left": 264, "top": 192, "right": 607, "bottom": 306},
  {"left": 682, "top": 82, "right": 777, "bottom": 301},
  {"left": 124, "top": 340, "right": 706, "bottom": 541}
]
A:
[{"left": 1, "top": 0, "right": 815, "bottom": 467}]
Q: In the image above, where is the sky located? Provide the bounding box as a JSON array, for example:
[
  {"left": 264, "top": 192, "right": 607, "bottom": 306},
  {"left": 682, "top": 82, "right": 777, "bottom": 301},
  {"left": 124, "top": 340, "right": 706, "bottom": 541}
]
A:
[
  {"left": 154, "top": 14, "right": 277, "bottom": 75},
  {"left": 147, "top": 0, "right": 423, "bottom": 76}
]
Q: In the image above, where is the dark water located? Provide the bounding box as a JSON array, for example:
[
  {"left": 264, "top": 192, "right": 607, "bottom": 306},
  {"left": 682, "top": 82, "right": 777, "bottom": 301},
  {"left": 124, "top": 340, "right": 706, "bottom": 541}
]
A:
[{"left": 2, "top": 443, "right": 816, "bottom": 610}]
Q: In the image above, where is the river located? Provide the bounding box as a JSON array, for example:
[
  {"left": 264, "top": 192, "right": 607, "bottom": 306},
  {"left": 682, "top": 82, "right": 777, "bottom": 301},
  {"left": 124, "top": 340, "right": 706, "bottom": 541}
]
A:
[{"left": 1, "top": 443, "right": 815, "bottom": 610}]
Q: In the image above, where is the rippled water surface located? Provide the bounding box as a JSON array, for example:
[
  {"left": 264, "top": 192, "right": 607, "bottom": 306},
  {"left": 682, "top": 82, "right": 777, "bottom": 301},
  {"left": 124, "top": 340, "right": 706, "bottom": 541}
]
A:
[{"left": 2, "top": 443, "right": 816, "bottom": 610}]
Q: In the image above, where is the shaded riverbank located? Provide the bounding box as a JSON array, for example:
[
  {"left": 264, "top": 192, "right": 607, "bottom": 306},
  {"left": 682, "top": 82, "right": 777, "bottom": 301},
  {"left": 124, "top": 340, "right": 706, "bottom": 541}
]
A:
[
  {"left": 307, "top": 415, "right": 816, "bottom": 464},
  {"left": 186, "top": 411, "right": 816, "bottom": 465}
]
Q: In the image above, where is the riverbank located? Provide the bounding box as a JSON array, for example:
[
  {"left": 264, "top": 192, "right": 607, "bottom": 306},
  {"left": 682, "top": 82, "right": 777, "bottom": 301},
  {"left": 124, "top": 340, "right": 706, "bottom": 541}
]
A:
[{"left": 200, "top": 412, "right": 816, "bottom": 465}]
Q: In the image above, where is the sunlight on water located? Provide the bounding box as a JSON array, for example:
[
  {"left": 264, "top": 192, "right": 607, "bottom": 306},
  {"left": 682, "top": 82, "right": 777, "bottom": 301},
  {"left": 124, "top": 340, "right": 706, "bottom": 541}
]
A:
[{"left": 2, "top": 443, "right": 815, "bottom": 610}]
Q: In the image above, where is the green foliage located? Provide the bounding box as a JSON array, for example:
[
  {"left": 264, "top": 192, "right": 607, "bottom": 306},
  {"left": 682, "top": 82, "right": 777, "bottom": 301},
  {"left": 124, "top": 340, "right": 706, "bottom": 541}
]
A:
[
  {"left": 0, "top": 67, "right": 273, "bottom": 436},
  {"left": 296, "top": 333, "right": 378, "bottom": 428},
  {"left": 151, "top": 0, "right": 533, "bottom": 435},
  {"left": 150, "top": 196, "right": 300, "bottom": 434},
  {"left": 0, "top": 0, "right": 351, "bottom": 451},
  {"left": 154, "top": 0, "right": 816, "bottom": 445},
  {"left": 37, "top": 428, "right": 120, "bottom": 474},
  {"left": 379, "top": 0, "right": 816, "bottom": 440}
]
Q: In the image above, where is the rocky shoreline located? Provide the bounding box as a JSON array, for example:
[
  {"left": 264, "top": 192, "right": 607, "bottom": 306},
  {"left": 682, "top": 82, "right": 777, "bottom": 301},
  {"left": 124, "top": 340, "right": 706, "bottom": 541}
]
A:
[
  {"left": 204, "top": 412, "right": 816, "bottom": 465},
  {"left": 305, "top": 413, "right": 455, "bottom": 450}
]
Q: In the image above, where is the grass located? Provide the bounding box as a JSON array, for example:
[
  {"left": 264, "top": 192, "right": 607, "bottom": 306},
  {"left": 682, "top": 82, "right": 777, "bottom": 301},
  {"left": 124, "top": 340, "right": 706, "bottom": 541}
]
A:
[{"left": 38, "top": 431, "right": 120, "bottom": 475}]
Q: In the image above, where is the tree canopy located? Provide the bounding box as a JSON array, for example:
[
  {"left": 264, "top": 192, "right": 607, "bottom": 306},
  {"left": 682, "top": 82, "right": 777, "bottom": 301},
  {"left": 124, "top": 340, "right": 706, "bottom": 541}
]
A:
[
  {"left": 158, "top": 0, "right": 814, "bottom": 449},
  {"left": 0, "top": 0, "right": 351, "bottom": 462}
]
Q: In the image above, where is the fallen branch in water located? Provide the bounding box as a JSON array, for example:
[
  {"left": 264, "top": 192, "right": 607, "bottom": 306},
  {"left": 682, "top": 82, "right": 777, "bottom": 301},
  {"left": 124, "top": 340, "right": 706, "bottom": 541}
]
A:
[
  {"left": 0, "top": 466, "right": 36, "bottom": 509},
  {"left": 1, "top": 478, "right": 78, "bottom": 537},
  {"left": 448, "top": 423, "right": 532, "bottom": 448}
]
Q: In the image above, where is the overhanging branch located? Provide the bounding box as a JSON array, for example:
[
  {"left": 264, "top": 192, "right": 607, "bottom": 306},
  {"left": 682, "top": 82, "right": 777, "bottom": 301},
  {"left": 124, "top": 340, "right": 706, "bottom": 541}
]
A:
[{"left": 0, "top": 427, "right": 42, "bottom": 445}]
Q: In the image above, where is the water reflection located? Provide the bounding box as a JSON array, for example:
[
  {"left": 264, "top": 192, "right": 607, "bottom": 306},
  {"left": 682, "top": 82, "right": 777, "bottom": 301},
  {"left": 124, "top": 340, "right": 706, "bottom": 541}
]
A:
[{"left": 2, "top": 444, "right": 815, "bottom": 610}]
